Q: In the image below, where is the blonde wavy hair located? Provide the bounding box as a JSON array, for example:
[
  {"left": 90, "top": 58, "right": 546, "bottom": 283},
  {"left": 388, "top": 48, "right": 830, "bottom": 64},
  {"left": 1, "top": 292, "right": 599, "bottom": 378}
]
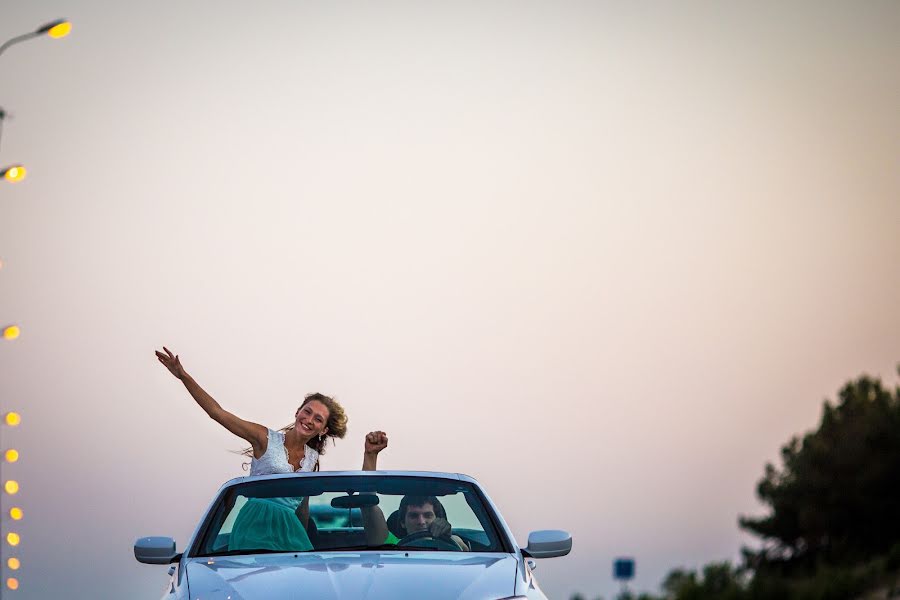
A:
[{"left": 240, "top": 393, "right": 348, "bottom": 469}]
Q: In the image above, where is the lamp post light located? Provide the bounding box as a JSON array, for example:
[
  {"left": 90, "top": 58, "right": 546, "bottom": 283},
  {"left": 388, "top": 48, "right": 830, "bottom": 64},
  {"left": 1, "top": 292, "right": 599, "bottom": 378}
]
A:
[
  {"left": 0, "top": 18, "right": 68, "bottom": 597},
  {"left": 0, "top": 109, "right": 26, "bottom": 184},
  {"left": 0, "top": 412, "right": 20, "bottom": 596},
  {"left": 0, "top": 16, "right": 72, "bottom": 182},
  {"left": 0, "top": 19, "right": 71, "bottom": 58},
  {"left": 0, "top": 166, "right": 25, "bottom": 183}
]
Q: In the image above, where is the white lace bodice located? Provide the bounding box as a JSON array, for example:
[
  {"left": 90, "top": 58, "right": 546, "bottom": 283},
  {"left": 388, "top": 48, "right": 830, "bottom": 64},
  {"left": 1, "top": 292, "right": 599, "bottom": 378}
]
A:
[{"left": 249, "top": 428, "right": 320, "bottom": 476}]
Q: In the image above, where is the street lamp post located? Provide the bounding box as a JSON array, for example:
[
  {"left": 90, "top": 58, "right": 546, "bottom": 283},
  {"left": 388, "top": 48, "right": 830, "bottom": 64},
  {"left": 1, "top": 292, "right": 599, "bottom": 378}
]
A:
[
  {"left": 0, "top": 108, "right": 25, "bottom": 184},
  {"left": 0, "top": 19, "right": 71, "bottom": 58},
  {"left": 0, "top": 19, "right": 72, "bottom": 183},
  {"left": 0, "top": 411, "right": 21, "bottom": 595},
  {"left": 0, "top": 17, "right": 71, "bottom": 596}
]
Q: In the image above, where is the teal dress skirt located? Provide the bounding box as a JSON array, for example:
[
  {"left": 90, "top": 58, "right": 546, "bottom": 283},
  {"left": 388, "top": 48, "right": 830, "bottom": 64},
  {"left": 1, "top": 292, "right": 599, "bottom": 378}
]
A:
[{"left": 229, "top": 497, "right": 313, "bottom": 552}]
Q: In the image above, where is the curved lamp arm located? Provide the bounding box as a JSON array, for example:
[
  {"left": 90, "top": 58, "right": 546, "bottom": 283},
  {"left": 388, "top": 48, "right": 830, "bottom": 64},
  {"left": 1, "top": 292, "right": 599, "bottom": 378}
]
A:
[{"left": 0, "top": 19, "right": 70, "bottom": 58}]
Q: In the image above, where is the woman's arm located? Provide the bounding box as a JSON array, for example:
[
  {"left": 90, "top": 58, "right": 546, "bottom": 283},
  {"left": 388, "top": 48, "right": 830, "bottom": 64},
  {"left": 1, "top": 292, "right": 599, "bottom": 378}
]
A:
[
  {"left": 295, "top": 496, "right": 310, "bottom": 529},
  {"left": 156, "top": 347, "right": 267, "bottom": 456}
]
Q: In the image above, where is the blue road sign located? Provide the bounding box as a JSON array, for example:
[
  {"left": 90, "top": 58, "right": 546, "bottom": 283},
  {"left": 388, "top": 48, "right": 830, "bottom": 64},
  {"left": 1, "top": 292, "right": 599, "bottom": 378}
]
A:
[{"left": 613, "top": 557, "right": 635, "bottom": 581}]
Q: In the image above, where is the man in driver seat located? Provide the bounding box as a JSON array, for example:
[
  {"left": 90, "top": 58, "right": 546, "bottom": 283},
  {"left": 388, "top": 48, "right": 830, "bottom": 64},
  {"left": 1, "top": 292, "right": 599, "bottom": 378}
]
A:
[{"left": 361, "top": 432, "right": 470, "bottom": 551}]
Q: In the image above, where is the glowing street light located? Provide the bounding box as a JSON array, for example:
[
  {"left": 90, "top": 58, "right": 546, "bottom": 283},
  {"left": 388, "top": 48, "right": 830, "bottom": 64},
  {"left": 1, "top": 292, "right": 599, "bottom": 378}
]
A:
[
  {"left": 3, "top": 414, "right": 20, "bottom": 428},
  {"left": 0, "top": 108, "right": 24, "bottom": 184},
  {"left": 40, "top": 20, "right": 72, "bottom": 39},
  {"left": 1, "top": 165, "right": 26, "bottom": 183},
  {"left": 0, "top": 19, "right": 72, "bottom": 57},
  {"left": 2, "top": 326, "right": 20, "bottom": 341}
]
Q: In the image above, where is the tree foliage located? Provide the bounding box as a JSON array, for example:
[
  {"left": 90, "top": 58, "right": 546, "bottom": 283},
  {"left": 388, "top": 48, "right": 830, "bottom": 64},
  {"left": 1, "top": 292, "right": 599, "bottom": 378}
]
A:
[
  {"left": 569, "top": 369, "right": 900, "bottom": 600},
  {"left": 659, "top": 563, "right": 746, "bottom": 600},
  {"left": 739, "top": 372, "right": 900, "bottom": 570}
]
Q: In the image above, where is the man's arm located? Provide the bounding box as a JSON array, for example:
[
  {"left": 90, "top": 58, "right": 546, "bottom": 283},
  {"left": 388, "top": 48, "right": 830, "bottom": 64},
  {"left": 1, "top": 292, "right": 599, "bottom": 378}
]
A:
[
  {"left": 450, "top": 534, "right": 470, "bottom": 551},
  {"left": 428, "top": 518, "right": 470, "bottom": 551},
  {"left": 362, "top": 430, "right": 387, "bottom": 470},
  {"left": 361, "top": 431, "right": 390, "bottom": 545}
]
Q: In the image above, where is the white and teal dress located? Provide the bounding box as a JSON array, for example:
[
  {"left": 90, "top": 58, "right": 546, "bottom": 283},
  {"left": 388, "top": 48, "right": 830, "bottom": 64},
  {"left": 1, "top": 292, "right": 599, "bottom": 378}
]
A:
[{"left": 228, "top": 428, "right": 319, "bottom": 552}]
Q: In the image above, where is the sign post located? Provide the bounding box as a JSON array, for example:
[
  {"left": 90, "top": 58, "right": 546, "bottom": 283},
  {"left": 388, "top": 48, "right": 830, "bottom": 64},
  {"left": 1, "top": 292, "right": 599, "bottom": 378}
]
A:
[{"left": 613, "top": 557, "right": 635, "bottom": 597}]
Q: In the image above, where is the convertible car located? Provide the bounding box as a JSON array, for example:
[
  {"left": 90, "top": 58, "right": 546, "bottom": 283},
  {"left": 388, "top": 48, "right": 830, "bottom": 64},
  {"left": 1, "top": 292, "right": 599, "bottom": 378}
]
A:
[{"left": 135, "top": 471, "right": 571, "bottom": 599}]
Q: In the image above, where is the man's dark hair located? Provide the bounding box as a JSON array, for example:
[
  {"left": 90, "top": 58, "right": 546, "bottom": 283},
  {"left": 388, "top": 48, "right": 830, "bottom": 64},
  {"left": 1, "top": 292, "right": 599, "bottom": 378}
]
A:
[{"left": 397, "top": 495, "right": 447, "bottom": 532}]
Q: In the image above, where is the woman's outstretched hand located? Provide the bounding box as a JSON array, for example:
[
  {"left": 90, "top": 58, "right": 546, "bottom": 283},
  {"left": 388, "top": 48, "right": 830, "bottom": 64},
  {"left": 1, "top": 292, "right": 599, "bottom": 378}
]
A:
[
  {"left": 155, "top": 347, "right": 187, "bottom": 380},
  {"left": 154, "top": 348, "right": 266, "bottom": 451}
]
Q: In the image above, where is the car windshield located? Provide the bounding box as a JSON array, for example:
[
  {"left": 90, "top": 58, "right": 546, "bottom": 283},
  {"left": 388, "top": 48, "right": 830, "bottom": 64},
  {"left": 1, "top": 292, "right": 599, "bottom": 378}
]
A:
[{"left": 193, "top": 476, "right": 508, "bottom": 557}]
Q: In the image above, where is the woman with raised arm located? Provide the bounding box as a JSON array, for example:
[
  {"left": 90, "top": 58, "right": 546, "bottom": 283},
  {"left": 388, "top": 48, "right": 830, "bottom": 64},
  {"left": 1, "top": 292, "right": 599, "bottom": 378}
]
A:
[{"left": 155, "top": 346, "right": 348, "bottom": 551}]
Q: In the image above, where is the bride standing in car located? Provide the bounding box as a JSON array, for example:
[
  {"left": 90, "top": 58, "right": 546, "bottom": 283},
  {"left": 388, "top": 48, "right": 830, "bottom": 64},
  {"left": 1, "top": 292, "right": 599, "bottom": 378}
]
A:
[{"left": 155, "top": 346, "right": 348, "bottom": 550}]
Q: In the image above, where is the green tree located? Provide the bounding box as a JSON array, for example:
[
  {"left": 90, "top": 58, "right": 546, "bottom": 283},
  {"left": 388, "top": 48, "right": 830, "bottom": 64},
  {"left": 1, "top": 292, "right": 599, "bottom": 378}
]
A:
[
  {"left": 658, "top": 563, "right": 747, "bottom": 600},
  {"left": 662, "top": 568, "right": 697, "bottom": 597},
  {"left": 616, "top": 590, "right": 656, "bottom": 600},
  {"left": 739, "top": 370, "right": 900, "bottom": 571}
]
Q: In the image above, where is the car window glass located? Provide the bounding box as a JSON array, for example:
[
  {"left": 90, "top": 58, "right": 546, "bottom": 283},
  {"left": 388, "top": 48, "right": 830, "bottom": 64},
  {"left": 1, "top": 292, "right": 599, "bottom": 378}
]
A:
[
  {"left": 217, "top": 495, "right": 247, "bottom": 535},
  {"left": 439, "top": 494, "right": 482, "bottom": 530},
  {"left": 194, "top": 476, "right": 506, "bottom": 556}
]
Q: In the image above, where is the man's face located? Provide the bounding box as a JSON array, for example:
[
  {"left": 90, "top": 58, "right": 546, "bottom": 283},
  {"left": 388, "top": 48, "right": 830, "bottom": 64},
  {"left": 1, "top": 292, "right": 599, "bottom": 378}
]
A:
[{"left": 403, "top": 502, "right": 436, "bottom": 534}]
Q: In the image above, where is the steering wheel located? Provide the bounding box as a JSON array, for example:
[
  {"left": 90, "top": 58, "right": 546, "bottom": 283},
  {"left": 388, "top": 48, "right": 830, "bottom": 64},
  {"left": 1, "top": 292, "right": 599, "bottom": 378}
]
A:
[{"left": 396, "top": 529, "right": 461, "bottom": 551}]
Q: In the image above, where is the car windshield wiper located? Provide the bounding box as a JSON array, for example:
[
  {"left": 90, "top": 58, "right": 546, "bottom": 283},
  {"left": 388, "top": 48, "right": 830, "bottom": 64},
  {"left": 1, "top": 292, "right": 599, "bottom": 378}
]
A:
[
  {"left": 316, "top": 544, "right": 401, "bottom": 551},
  {"left": 202, "top": 548, "right": 317, "bottom": 557},
  {"left": 201, "top": 545, "right": 458, "bottom": 557}
]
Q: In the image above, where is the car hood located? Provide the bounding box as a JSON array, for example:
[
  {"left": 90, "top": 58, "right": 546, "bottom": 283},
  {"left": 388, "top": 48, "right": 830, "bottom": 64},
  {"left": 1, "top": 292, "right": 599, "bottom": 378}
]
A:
[{"left": 184, "top": 552, "right": 517, "bottom": 600}]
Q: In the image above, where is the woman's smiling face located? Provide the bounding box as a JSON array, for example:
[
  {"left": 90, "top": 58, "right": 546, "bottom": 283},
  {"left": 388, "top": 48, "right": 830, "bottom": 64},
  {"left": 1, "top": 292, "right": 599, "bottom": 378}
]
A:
[{"left": 295, "top": 400, "right": 330, "bottom": 437}]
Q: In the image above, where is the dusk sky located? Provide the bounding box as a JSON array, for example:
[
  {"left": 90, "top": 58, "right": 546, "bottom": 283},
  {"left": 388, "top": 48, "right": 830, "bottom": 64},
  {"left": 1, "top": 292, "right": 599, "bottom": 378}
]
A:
[{"left": 1, "top": 2, "right": 898, "bottom": 598}]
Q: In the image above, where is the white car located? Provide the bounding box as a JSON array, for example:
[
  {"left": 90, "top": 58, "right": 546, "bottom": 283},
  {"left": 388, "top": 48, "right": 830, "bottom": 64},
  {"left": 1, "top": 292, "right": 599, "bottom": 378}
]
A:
[{"left": 135, "top": 470, "right": 571, "bottom": 599}]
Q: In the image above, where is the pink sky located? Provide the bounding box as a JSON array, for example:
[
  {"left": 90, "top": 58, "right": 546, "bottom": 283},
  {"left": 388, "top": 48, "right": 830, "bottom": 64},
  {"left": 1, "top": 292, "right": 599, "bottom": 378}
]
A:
[{"left": 1, "top": 2, "right": 898, "bottom": 598}]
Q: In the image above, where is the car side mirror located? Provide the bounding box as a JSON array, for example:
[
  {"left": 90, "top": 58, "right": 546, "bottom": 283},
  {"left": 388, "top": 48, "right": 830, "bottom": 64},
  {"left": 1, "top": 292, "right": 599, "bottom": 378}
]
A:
[
  {"left": 134, "top": 536, "right": 179, "bottom": 564},
  {"left": 523, "top": 530, "right": 572, "bottom": 559}
]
